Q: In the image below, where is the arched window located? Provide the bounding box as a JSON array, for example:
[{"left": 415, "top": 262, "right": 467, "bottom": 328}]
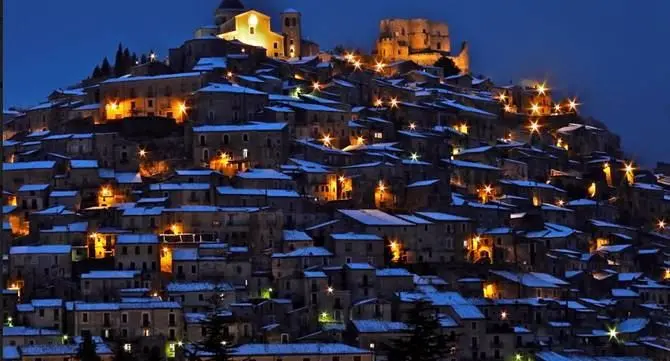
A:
[
  {"left": 223, "top": 134, "right": 229, "bottom": 145},
  {"left": 401, "top": 28, "right": 405, "bottom": 36},
  {"left": 285, "top": 18, "right": 291, "bottom": 27},
  {"left": 202, "top": 149, "right": 209, "bottom": 162},
  {"left": 291, "top": 18, "right": 297, "bottom": 27}
]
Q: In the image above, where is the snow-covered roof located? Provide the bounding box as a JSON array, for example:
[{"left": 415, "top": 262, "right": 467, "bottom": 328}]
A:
[
  {"left": 283, "top": 230, "right": 312, "bottom": 241},
  {"left": 272, "top": 247, "right": 333, "bottom": 258},
  {"left": 237, "top": 168, "right": 292, "bottom": 180},
  {"left": 376, "top": 268, "right": 413, "bottom": 277},
  {"left": 216, "top": 187, "right": 300, "bottom": 198},
  {"left": 351, "top": 320, "right": 409, "bottom": 333},
  {"left": 197, "top": 82, "right": 266, "bottom": 95},
  {"left": 443, "top": 159, "right": 501, "bottom": 171},
  {"left": 416, "top": 211, "right": 470, "bottom": 222},
  {"left": 338, "top": 209, "right": 414, "bottom": 226},
  {"left": 102, "top": 72, "right": 202, "bottom": 84},
  {"left": 193, "top": 122, "right": 286, "bottom": 133},
  {"left": 18, "top": 184, "right": 50, "bottom": 192},
  {"left": 116, "top": 234, "right": 159, "bottom": 244},
  {"left": 81, "top": 270, "right": 140, "bottom": 279},
  {"left": 10, "top": 245, "right": 71, "bottom": 255},
  {"left": 4, "top": 161, "right": 56, "bottom": 171},
  {"left": 232, "top": 343, "right": 370, "bottom": 356},
  {"left": 330, "top": 233, "right": 382, "bottom": 241},
  {"left": 490, "top": 270, "right": 569, "bottom": 288}
]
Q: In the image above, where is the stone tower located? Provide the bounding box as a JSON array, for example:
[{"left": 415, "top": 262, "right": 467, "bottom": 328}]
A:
[
  {"left": 281, "top": 8, "right": 302, "bottom": 58},
  {"left": 215, "top": 0, "right": 246, "bottom": 27}
]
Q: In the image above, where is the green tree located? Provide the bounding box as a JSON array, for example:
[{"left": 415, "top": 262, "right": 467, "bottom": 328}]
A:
[
  {"left": 123, "top": 48, "right": 132, "bottom": 73},
  {"left": 189, "top": 290, "right": 233, "bottom": 361},
  {"left": 77, "top": 333, "right": 101, "bottom": 361},
  {"left": 92, "top": 65, "right": 102, "bottom": 79},
  {"left": 385, "top": 299, "right": 450, "bottom": 361},
  {"left": 434, "top": 56, "right": 461, "bottom": 77},
  {"left": 100, "top": 57, "right": 112, "bottom": 77},
  {"left": 114, "top": 43, "right": 124, "bottom": 76}
]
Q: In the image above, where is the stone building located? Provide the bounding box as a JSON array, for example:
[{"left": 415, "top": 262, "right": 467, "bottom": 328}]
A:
[{"left": 374, "top": 18, "right": 470, "bottom": 72}]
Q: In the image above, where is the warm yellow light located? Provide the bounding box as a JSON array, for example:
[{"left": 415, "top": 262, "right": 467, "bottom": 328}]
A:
[
  {"left": 353, "top": 60, "right": 362, "bottom": 70},
  {"left": 178, "top": 102, "right": 188, "bottom": 114},
  {"left": 375, "top": 61, "right": 385, "bottom": 72},
  {"left": 390, "top": 98, "right": 399, "bottom": 108},
  {"left": 409, "top": 122, "right": 416, "bottom": 131},
  {"left": 557, "top": 199, "right": 565, "bottom": 207},
  {"left": 530, "top": 103, "right": 541, "bottom": 115},
  {"left": 227, "top": 71, "right": 233, "bottom": 78},
  {"left": 152, "top": 292, "right": 159, "bottom": 297},
  {"left": 537, "top": 82, "right": 548, "bottom": 95},
  {"left": 248, "top": 14, "right": 259, "bottom": 27},
  {"left": 338, "top": 176, "right": 346, "bottom": 183},
  {"left": 374, "top": 99, "right": 383, "bottom": 107},
  {"left": 139, "top": 149, "right": 147, "bottom": 158},
  {"left": 313, "top": 82, "right": 321, "bottom": 91},
  {"left": 554, "top": 104, "right": 561, "bottom": 113},
  {"left": 100, "top": 186, "right": 113, "bottom": 198},
  {"left": 327, "top": 286, "right": 334, "bottom": 294},
  {"left": 357, "top": 136, "right": 365, "bottom": 145},
  {"left": 109, "top": 102, "right": 119, "bottom": 111},
  {"left": 497, "top": 92, "right": 507, "bottom": 102},
  {"left": 389, "top": 240, "right": 402, "bottom": 262},
  {"left": 568, "top": 98, "right": 579, "bottom": 111},
  {"left": 377, "top": 180, "right": 386, "bottom": 193},
  {"left": 624, "top": 162, "right": 635, "bottom": 185},
  {"left": 529, "top": 120, "right": 541, "bottom": 134},
  {"left": 170, "top": 224, "right": 182, "bottom": 235},
  {"left": 588, "top": 182, "right": 597, "bottom": 198},
  {"left": 504, "top": 104, "right": 512, "bottom": 112},
  {"left": 89, "top": 232, "right": 98, "bottom": 239},
  {"left": 501, "top": 311, "right": 508, "bottom": 320},
  {"left": 658, "top": 220, "right": 666, "bottom": 230},
  {"left": 321, "top": 134, "right": 332, "bottom": 147},
  {"left": 345, "top": 53, "right": 354, "bottom": 62},
  {"left": 515, "top": 354, "right": 522, "bottom": 361},
  {"left": 458, "top": 123, "right": 469, "bottom": 134}
]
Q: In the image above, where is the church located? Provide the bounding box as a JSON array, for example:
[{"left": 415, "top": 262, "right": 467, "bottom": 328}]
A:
[{"left": 206, "top": 0, "right": 319, "bottom": 58}]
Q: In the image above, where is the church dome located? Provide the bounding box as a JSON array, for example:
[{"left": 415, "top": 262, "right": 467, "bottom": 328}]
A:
[{"left": 218, "top": 0, "right": 245, "bottom": 9}]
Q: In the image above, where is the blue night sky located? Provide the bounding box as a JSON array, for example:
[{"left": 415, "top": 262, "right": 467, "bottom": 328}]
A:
[{"left": 4, "top": 0, "right": 669, "bottom": 164}]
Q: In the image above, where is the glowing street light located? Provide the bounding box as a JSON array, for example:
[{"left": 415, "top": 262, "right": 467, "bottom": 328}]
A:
[
  {"left": 389, "top": 98, "right": 398, "bottom": 108},
  {"left": 313, "top": 82, "right": 321, "bottom": 92},
  {"left": 528, "top": 120, "right": 541, "bottom": 134},
  {"left": 624, "top": 162, "right": 635, "bottom": 184},
  {"left": 149, "top": 52, "right": 156, "bottom": 61},
  {"left": 321, "top": 134, "right": 332, "bottom": 147},
  {"left": 536, "top": 82, "right": 548, "bottom": 95},
  {"left": 377, "top": 180, "right": 386, "bottom": 193},
  {"left": 344, "top": 53, "right": 355, "bottom": 63},
  {"left": 608, "top": 326, "right": 618, "bottom": 341},
  {"left": 410, "top": 153, "right": 419, "bottom": 162},
  {"left": 138, "top": 149, "right": 147, "bottom": 158},
  {"left": 497, "top": 92, "right": 507, "bottom": 102},
  {"left": 357, "top": 136, "right": 365, "bottom": 145},
  {"left": 515, "top": 354, "right": 522, "bottom": 361},
  {"left": 339, "top": 176, "right": 346, "bottom": 183},
  {"left": 179, "top": 102, "right": 188, "bottom": 114},
  {"left": 568, "top": 98, "right": 580, "bottom": 112},
  {"left": 409, "top": 122, "right": 416, "bottom": 131},
  {"left": 353, "top": 60, "right": 362, "bottom": 71},
  {"left": 375, "top": 61, "right": 385, "bottom": 73},
  {"left": 530, "top": 103, "right": 541, "bottom": 115},
  {"left": 657, "top": 220, "right": 666, "bottom": 230},
  {"left": 557, "top": 199, "right": 565, "bottom": 207},
  {"left": 554, "top": 104, "right": 562, "bottom": 113},
  {"left": 327, "top": 286, "right": 334, "bottom": 294},
  {"left": 501, "top": 311, "right": 508, "bottom": 320},
  {"left": 504, "top": 104, "right": 512, "bottom": 112}
]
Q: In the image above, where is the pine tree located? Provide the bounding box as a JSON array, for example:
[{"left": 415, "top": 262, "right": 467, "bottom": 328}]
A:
[
  {"left": 114, "top": 43, "right": 124, "bottom": 76},
  {"left": 92, "top": 65, "right": 102, "bottom": 79},
  {"left": 191, "top": 291, "right": 233, "bottom": 361},
  {"left": 385, "top": 300, "right": 450, "bottom": 361},
  {"left": 77, "top": 333, "right": 101, "bottom": 361},
  {"left": 100, "top": 57, "right": 112, "bottom": 77},
  {"left": 131, "top": 52, "right": 138, "bottom": 67},
  {"left": 140, "top": 54, "right": 148, "bottom": 64},
  {"left": 434, "top": 56, "right": 461, "bottom": 77},
  {"left": 123, "top": 48, "right": 132, "bottom": 73}
]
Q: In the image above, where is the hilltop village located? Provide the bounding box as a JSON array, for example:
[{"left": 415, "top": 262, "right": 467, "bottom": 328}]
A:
[{"left": 3, "top": 1, "right": 670, "bottom": 361}]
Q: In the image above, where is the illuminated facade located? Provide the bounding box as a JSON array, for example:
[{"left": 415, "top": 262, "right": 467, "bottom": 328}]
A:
[
  {"left": 218, "top": 10, "right": 285, "bottom": 58},
  {"left": 375, "top": 18, "right": 470, "bottom": 72}
]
